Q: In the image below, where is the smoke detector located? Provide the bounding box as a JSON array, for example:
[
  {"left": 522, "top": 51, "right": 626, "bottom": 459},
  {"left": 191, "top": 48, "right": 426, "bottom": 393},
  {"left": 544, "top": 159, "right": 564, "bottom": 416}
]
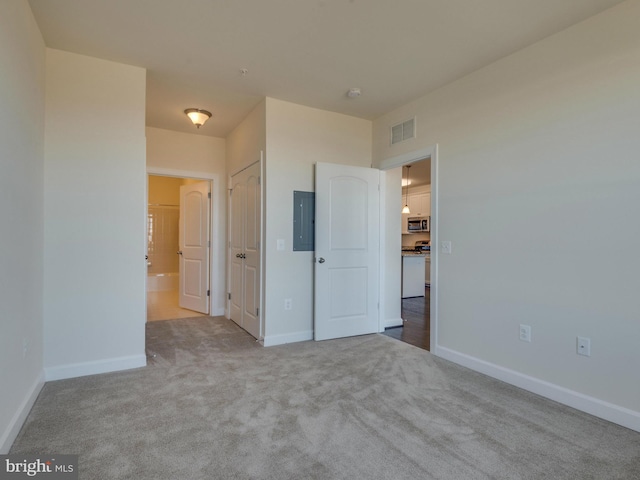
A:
[{"left": 347, "top": 88, "right": 361, "bottom": 98}]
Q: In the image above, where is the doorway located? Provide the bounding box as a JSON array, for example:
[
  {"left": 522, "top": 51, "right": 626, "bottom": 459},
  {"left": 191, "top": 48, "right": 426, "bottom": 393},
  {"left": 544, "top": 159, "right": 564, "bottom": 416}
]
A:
[
  {"left": 379, "top": 150, "right": 436, "bottom": 352},
  {"left": 146, "top": 174, "right": 211, "bottom": 322}
]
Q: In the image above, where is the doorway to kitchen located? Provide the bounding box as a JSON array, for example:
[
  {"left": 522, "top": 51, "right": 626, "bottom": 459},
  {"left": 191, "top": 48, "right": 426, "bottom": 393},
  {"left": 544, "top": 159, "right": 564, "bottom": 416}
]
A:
[{"left": 382, "top": 155, "right": 432, "bottom": 351}]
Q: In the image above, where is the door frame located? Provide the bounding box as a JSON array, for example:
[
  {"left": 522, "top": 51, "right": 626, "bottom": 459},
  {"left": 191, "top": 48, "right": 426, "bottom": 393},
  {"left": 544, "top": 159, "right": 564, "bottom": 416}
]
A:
[
  {"left": 146, "top": 167, "right": 218, "bottom": 317},
  {"left": 378, "top": 144, "right": 438, "bottom": 352}
]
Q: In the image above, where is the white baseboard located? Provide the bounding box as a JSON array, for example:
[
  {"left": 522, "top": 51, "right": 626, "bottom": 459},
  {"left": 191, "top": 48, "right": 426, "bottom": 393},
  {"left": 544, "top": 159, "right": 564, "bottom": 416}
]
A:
[
  {"left": 1, "top": 372, "right": 45, "bottom": 454},
  {"left": 384, "top": 317, "right": 403, "bottom": 329},
  {"left": 263, "top": 330, "right": 313, "bottom": 347},
  {"left": 211, "top": 307, "right": 225, "bottom": 317},
  {"left": 434, "top": 345, "right": 640, "bottom": 433},
  {"left": 44, "top": 354, "right": 147, "bottom": 382}
]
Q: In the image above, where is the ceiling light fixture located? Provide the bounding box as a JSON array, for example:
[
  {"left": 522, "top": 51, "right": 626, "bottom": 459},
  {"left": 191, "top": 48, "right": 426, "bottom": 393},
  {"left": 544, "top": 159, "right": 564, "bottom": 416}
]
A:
[
  {"left": 347, "top": 88, "right": 361, "bottom": 98},
  {"left": 184, "top": 108, "right": 212, "bottom": 129},
  {"left": 402, "top": 165, "right": 411, "bottom": 214}
]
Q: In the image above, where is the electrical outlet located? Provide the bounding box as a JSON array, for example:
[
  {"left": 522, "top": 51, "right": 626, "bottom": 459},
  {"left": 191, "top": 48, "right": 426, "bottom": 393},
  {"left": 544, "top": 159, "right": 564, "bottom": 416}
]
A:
[
  {"left": 519, "top": 324, "right": 531, "bottom": 343},
  {"left": 577, "top": 336, "right": 591, "bottom": 356},
  {"left": 284, "top": 298, "right": 292, "bottom": 310},
  {"left": 441, "top": 241, "right": 452, "bottom": 254}
]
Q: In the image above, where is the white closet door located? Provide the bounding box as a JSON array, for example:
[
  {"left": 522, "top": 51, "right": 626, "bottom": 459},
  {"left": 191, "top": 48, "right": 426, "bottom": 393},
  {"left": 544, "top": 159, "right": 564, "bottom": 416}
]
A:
[{"left": 229, "top": 162, "right": 261, "bottom": 339}]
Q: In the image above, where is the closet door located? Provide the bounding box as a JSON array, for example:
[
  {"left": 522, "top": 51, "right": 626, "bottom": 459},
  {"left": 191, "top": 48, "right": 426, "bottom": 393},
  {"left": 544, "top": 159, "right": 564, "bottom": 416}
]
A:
[{"left": 229, "top": 162, "right": 261, "bottom": 339}]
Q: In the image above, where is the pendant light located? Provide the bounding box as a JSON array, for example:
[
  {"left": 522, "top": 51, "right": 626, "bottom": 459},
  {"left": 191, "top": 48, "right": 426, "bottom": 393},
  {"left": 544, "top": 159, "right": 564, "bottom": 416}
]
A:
[{"left": 402, "top": 165, "right": 411, "bottom": 214}]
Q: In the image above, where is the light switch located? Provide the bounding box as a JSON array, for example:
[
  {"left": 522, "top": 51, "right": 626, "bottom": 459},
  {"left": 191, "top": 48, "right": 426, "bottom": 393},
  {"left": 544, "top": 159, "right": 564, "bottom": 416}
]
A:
[{"left": 441, "top": 241, "right": 452, "bottom": 254}]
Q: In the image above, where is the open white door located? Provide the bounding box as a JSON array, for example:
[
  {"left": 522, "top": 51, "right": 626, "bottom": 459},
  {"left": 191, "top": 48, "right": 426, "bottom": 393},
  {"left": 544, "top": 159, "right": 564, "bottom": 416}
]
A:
[
  {"left": 314, "top": 162, "right": 380, "bottom": 341},
  {"left": 179, "top": 181, "right": 210, "bottom": 314}
]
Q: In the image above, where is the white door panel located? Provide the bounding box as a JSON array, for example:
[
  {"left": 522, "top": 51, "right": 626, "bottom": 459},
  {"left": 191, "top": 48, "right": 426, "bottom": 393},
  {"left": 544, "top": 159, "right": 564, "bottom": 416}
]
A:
[
  {"left": 229, "top": 162, "right": 262, "bottom": 339},
  {"left": 315, "top": 162, "right": 380, "bottom": 341},
  {"left": 179, "top": 181, "right": 210, "bottom": 314}
]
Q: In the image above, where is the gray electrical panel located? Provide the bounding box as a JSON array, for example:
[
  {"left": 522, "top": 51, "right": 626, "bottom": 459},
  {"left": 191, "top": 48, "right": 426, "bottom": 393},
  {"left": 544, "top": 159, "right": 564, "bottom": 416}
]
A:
[{"left": 293, "top": 191, "right": 315, "bottom": 251}]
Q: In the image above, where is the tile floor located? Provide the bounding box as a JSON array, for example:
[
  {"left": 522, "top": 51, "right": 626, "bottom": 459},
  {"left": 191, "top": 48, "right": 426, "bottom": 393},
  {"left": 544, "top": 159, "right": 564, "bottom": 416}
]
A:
[{"left": 146, "top": 289, "right": 207, "bottom": 322}]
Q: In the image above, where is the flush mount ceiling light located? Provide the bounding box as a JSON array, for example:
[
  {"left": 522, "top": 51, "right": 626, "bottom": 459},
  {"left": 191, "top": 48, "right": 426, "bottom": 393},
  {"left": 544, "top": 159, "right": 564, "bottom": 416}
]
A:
[
  {"left": 347, "top": 88, "right": 361, "bottom": 98},
  {"left": 184, "top": 108, "right": 212, "bottom": 129},
  {"left": 402, "top": 165, "right": 411, "bottom": 214}
]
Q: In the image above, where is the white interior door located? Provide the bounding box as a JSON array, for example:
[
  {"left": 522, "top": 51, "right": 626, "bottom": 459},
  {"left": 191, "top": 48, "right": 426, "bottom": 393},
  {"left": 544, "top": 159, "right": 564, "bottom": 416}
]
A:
[
  {"left": 314, "top": 162, "right": 380, "bottom": 341},
  {"left": 179, "top": 181, "right": 210, "bottom": 314},
  {"left": 229, "top": 162, "right": 261, "bottom": 339}
]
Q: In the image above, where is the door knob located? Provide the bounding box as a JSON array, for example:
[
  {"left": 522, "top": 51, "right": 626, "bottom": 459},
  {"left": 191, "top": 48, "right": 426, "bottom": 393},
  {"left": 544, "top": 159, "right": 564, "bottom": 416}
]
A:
[
  {"left": 177, "top": 250, "right": 183, "bottom": 255},
  {"left": 318, "top": 257, "right": 325, "bottom": 263},
  {"left": 236, "top": 253, "right": 241, "bottom": 258}
]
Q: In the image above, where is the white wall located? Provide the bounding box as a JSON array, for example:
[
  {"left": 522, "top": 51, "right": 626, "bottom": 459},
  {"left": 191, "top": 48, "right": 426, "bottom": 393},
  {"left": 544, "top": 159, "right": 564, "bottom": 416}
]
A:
[
  {"left": 146, "top": 127, "right": 227, "bottom": 315},
  {"left": 0, "top": 0, "right": 45, "bottom": 453},
  {"left": 226, "top": 100, "right": 266, "bottom": 175},
  {"left": 263, "top": 98, "right": 372, "bottom": 345},
  {"left": 43, "top": 49, "right": 147, "bottom": 380},
  {"left": 146, "top": 127, "right": 226, "bottom": 173},
  {"left": 374, "top": 0, "right": 640, "bottom": 427}
]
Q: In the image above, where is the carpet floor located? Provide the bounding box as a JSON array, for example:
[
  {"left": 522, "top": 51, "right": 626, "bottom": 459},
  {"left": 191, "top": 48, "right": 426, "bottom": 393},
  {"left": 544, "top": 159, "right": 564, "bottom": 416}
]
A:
[{"left": 11, "top": 316, "right": 640, "bottom": 479}]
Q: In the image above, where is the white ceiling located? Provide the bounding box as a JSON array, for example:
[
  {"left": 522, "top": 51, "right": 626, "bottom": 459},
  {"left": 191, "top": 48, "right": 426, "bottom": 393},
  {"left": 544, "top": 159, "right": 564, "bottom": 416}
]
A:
[{"left": 28, "top": 0, "right": 625, "bottom": 138}]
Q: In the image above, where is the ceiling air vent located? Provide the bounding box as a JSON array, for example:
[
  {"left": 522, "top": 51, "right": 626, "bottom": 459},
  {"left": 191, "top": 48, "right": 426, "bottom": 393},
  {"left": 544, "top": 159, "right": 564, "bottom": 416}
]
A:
[{"left": 391, "top": 118, "right": 415, "bottom": 145}]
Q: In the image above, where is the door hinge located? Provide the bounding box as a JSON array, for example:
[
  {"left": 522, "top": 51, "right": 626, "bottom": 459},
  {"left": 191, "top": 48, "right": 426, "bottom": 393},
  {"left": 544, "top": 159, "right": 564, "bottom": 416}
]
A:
[
  {"left": 256, "top": 307, "right": 259, "bottom": 316},
  {"left": 208, "top": 240, "right": 211, "bottom": 247},
  {"left": 208, "top": 192, "right": 211, "bottom": 199},
  {"left": 228, "top": 292, "right": 231, "bottom": 300},
  {"left": 207, "top": 290, "right": 210, "bottom": 297}
]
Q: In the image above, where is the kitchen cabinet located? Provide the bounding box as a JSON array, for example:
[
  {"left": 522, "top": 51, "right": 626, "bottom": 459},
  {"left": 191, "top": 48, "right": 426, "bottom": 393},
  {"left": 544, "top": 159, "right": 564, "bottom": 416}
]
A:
[{"left": 407, "top": 192, "right": 430, "bottom": 217}]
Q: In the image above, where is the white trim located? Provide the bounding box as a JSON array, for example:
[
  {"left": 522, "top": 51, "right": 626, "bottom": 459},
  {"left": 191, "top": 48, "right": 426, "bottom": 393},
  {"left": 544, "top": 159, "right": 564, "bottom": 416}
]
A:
[
  {"left": 378, "top": 146, "right": 436, "bottom": 171},
  {"left": 384, "top": 317, "right": 404, "bottom": 328},
  {"left": 430, "top": 144, "right": 439, "bottom": 352},
  {"left": 211, "top": 307, "right": 225, "bottom": 317},
  {"left": 147, "top": 166, "right": 216, "bottom": 181},
  {"left": 44, "top": 354, "right": 147, "bottom": 382},
  {"left": 0, "top": 372, "right": 45, "bottom": 454},
  {"left": 434, "top": 346, "right": 640, "bottom": 433},
  {"left": 263, "top": 330, "right": 313, "bottom": 347}
]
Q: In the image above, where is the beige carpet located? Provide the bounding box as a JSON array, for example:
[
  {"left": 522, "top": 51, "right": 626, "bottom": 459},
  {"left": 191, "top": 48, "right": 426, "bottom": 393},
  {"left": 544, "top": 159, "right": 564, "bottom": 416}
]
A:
[{"left": 11, "top": 316, "right": 640, "bottom": 479}]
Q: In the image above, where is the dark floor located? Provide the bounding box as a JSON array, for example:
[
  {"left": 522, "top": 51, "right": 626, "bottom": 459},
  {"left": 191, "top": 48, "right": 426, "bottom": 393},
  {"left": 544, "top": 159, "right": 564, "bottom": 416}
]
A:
[{"left": 382, "top": 286, "right": 430, "bottom": 351}]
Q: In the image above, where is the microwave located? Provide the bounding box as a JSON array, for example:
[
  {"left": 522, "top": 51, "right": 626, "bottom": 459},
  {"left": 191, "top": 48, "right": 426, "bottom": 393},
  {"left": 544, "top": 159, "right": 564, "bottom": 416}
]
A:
[{"left": 407, "top": 217, "right": 430, "bottom": 232}]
